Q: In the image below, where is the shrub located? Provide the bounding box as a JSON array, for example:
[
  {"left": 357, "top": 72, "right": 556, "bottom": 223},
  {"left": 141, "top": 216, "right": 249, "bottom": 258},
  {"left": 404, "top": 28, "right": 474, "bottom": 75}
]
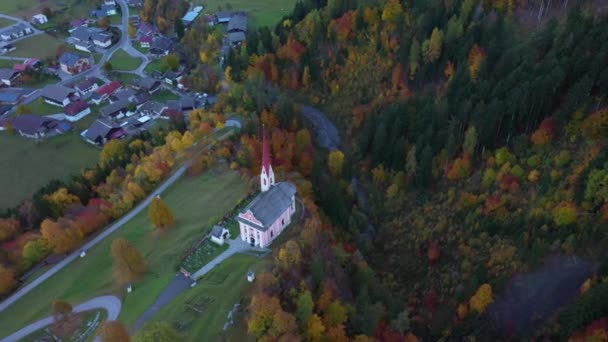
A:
[
  {"left": 482, "top": 169, "right": 496, "bottom": 188},
  {"left": 527, "top": 155, "right": 542, "bottom": 168}
]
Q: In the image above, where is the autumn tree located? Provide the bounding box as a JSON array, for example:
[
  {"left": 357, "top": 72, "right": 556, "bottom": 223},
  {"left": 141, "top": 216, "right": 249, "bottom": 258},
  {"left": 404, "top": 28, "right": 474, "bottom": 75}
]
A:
[
  {"left": 307, "top": 314, "right": 326, "bottom": 341},
  {"left": 463, "top": 126, "right": 477, "bottom": 156},
  {"left": 103, "top": 62, "right": 113, "bottom": 73},
  {"left": 52, "top": 300, "right": 73, "bottom": 321},
  {"left": 149, "top": 197, "right": 176, "bottom": 230},
  {"left": 422, "top": 28, "right": 443, "bottom": 64},
  {"left": 277, "top": 240, "right": 302, "bottom": 271},
  {"left": 552, "top": 202, "right": 578, "bottom": 226},
  {"left": 111, "top": 238, "right": 147, "bottom": 285},
  {"left": 248, "top": 293, "right": 298, "bottom": 339},
  {"left": 43, "top": 188, "right": 81, "bottom": 218},
  {"left": 22, "top": 238, "right": 52, "bottom": 266},
  {"left": 296, "top": 290, "right": 313, "bottom": 329},
  {"left": 41, "top": 218, "right": 82, "bottom": 254},
  {"left": 0, "top": 218, "right": 20, "bottom": 242},
  {"left": 98, "top": 17, "right": 111, "bottom": 29},
  {"left": 101, "top": 320, "right": 131, "bottom": 342},
  {"left": 160, "top": 54, "right": 180, "bottom": 72},
  {"left": 328, "top": 150, "right": 345, "bottom": 177},
  {"left": 100, "top": 139, "right": 128, "bottom": 165},
  {"left": 468, "top": 44, "right": 486, "bottom": 80},
  {"left": 0, "top": 265, "right": 17, "bottom": 297},
  {"left": 128, "top": 23, "right": 137, "bottom": 38},
  {"left": 134, "top": 321, "right": 181, "bottom": 342},
  {"left": 469, "top": 283, "right": 493, "bottom": 313}
]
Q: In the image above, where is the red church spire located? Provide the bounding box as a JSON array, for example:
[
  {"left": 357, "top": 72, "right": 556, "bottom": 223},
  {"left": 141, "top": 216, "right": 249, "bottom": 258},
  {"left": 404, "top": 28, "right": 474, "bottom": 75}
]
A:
[{"left": 262, "top": 125, "right": 270, "bottom": 173}]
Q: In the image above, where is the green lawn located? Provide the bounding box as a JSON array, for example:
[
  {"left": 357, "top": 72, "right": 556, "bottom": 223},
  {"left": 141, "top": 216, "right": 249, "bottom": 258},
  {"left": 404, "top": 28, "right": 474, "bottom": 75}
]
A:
[
  {"left": 150, "top": 254, "right": 271, "bottom": 341},
  {"left": 144, "top": 59, "right": 162, "bottom": 74},
  {"left": 110, "top": 72, "right": 140, "bottom": 84},
  {"left": 0, "top": 17, "right": 15, "bottom": 29},
  {"left": 0, "top": 132, "right": 98, "bottom": 210},
  {"left": 152, "top": 90, "right": 179, "bottom": 102},
  {"left": 110, "top": 14, "right": 122, "bottom": 25},
  {"left": 108, "top": 49, "right": 142, "bottom": 71},
  {"left": 0, "top": 59, "right": 15, "bottom": 68},
  {"left": 133, "top": 43, "right": 149, "bottom": 55},
  {"left": 0, "top": 167, "right": 248, "bottom": 338},
  {"left": 181, "top": 239, "right": 229, "bottom": 274},
  {"left": 0, "top": 0, "right": 90, "bottom": 19},
  {"left": 27, "top": 98, "right": 62, "bottom": 115},
  {"left": 194, "top": 0, "right": 296, "bottom": 28},
  {"left": 6, "top": 34, "right": 67, "bottom": 59}
]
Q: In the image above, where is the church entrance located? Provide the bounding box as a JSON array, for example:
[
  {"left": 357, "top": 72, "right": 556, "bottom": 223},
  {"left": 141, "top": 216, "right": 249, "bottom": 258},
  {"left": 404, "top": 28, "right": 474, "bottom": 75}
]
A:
[{"left": 250, "top": 237, "right": 255, "bottom": 246}]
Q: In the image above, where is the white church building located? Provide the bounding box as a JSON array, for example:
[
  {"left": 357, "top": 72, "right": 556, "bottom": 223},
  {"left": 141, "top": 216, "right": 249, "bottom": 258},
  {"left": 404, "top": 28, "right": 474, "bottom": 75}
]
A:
[{"left": 237, "top": 129, "right": 296, "bottom": 248}]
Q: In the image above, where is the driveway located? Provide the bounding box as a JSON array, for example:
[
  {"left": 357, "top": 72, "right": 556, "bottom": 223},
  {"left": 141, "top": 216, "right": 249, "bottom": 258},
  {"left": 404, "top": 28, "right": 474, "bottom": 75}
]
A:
[
  {"left": 0, "top": 295, "right": 121, "bottom": 342},
  {"left": 0, "top": 165, "right": 189, "bottom": 313}
]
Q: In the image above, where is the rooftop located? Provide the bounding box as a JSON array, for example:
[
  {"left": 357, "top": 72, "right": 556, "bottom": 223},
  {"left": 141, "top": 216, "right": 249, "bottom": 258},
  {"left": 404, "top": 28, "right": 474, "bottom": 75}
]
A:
[{"left": 237, "top": 182, "right": 296, "bottom": 231}]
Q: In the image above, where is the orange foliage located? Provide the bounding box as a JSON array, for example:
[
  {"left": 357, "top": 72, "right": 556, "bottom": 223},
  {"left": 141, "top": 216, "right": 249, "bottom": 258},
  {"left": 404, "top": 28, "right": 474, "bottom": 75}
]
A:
[
  {"left": 581, "top": 109, "right": 608, "bottom": 141},
  {"left": 570, "top": 317, "right": 608, "bottom": 342},
  {"left": 468, "top": 44, "right": 486, "bottom": 80},
  {"left": 531, "top": 117, "right": 556, "bottom": 146},
  {"left": 498, "top": 173, "right": 520, "bottom": 193},
  {"left": 332, "top": 10, "right": 356, "bottom": 41},
  {"left": 484, "top": 195, "right": 504, "bottom": 214},
  {"left": 447, "top": 154, "right": 472, "bottom": 181},
  {"left": 0, "top": 218, "right": 20, "bottom": 242},
  {"left": 427, "top": 239, "right": 441, "bottom": 264},
  {"left": 277, "top": 34, "right": 306, "bottom": 64}
]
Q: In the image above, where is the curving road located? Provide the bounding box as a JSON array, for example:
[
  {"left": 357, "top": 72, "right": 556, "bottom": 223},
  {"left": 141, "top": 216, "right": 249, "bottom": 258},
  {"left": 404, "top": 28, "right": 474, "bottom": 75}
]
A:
[
  {"left": 0, "top": 295, "right": 121, "bottom": 342},
  {"left": 0, "top": 165, "right": 188, "bottom": 313}
]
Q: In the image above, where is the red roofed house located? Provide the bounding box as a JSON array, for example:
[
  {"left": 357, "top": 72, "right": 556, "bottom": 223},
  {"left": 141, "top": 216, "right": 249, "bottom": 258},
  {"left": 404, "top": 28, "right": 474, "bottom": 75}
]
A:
[
  {"left": 236, "top": 128, "right": 297, "bottom": 248},
  {"left": 139, "top": 34, "right": 152, "bottom": 48},
  {"left": 91, "top": 80, "right": 121, "bottom": 104},
  {"left": 13, "top": 58, "right": 40, "bottom": 72},
  {"left": 63, "top": 100, "right": 91, "bottom": 122}
]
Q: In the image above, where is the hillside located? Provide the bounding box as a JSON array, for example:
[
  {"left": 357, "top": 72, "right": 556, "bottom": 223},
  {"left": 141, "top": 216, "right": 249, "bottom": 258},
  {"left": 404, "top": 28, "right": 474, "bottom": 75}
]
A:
[{"left": 222, "top": 0, "right": 608, "bottom": 339}]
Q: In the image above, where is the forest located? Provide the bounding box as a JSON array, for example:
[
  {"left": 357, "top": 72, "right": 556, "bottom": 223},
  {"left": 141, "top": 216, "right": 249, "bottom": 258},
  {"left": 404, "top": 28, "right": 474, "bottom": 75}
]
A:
[{"left": 221, "top": 0, "right": 608, "bottom": 339}]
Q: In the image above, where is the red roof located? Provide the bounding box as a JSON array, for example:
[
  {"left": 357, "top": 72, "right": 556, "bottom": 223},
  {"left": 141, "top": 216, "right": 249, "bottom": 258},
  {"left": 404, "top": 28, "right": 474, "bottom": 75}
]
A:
[
  {"left": 64, "top": 100, "right": 90, "bottom": 115},
  {"left": 262, "top": 126, "right": 271, "bottom": 173},
  {"left": 140, "top": 35, "right": 153, "bottom": 43},
  {"left": 95, "top": 80, "right": 121, "bottom": 97},
  {"left": 13, "top": 64, "right": 27, "bottom": 72}
]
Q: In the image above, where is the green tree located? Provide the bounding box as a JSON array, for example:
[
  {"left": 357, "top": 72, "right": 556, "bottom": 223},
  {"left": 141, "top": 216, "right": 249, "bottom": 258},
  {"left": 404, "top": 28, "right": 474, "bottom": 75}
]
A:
[
  {"left": 296, "top": 290, "right": 313, "bottom": 329},
  {"left": 134, "top": 321, "right": 181, "bottom": 342},
  {"left": 408, "top": 38, "right": 420, "bottom": 79},
  {"left": 22, "top": 239, "right": 52, "bottom": 267},
  {"left": 160, "top": 54, "right": 180, "bottom": 72},
  {"left": 103, "top": 62, "right": 113, "bottom": 73},
  {"left": 422, "top": 28, "right": 443, "bottom": 64},
  {"left": 174, "top": 18, "right": 185, "bottom": 40},
  {"left": 15, "top": 104, "right": 31, "bottom": 115},
  {"left": 406, "top": 146, "right": 417, "bottom": 177},
  {"left": 463, "top": 126, "right": 477, "bottom": 156}
]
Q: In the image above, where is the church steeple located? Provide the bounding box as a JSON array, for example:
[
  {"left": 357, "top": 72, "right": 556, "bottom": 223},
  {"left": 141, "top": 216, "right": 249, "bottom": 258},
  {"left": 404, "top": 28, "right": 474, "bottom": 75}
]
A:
[{"left": 260, "top": 126, "right": 275, "bottom": 192}]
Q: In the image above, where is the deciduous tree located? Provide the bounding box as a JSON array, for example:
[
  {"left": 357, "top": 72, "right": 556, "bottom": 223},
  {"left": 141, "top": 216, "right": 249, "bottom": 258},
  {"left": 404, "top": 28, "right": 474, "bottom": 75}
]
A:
[
  {"left": 134, "top": 321, "right": 181, "bottom": 342},
  {"left": 111, "top": 238, "right": 147, "bottom": 285},
  {"left": 41, "top": 218, "right": 81, "bottom": 254},
  {"left": 22, "top": 238, "right": 52, "bottom": 266},
  {"left": 0, "top": 218, "right": 19, "bottom": 242},
  {"left": 101, "top": 320, "right": 131, "bottom": 342},
  {"left": 469, "top": 283, "right": 493, "bottom": 313},
  {"left": 328, "top": 150, "right": 345, "bottom": 177},
  {"left": 149, "top": 197, "right": 176, "bottom": 230},
  {"left": 0, "top": 265, "right": 17, "bottom": 297},
  {"left": 52, "top": 300, "right": 72, "bottom": 321}
]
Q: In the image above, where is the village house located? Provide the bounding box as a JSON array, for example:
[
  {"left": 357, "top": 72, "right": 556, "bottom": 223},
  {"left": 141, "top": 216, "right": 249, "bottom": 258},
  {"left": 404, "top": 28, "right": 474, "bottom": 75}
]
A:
[
  {"left": 58, "top": 52, "right": 90, "bottom": 75},
  {"left": 0, "top": 88, "right": 35, "bottom": 105},
  {"left": 0, "top": 68, "right": 21, "bottom": 86},
  {"left": 210, "top": 225, "right": 230, "bottom": 245},
  {"left": 138, "top": 101, "right": 167, "bottom": 117},
  {"left": 93, "top": 5, "right": 118, "bottom": 18},
  {"left": 40, "top": 84, "right": 77, "bottom": 107},
  {"left": 1, "top": 24, "right": 33, "bottom": 41},
  {"left": 137, "top": 22, "right": 158, "bottom": 37},
  {"left": 73, "top": 77, "right": 100, "bottom": 96},
  {"left": 82, "top": 119, "right": 125, "bottom": 146},
  {"left": 13, "top": 58, "right": 41, "bottom": 72},
  {"left": 139, "top": 34, "right": 153, "bottom": 48},
  {"left": 103, "top": 0, "right": 117, "bottom": 5},
  {"left": 215, "top": 11, "right": 247, "bottom": 24},
  {"left": 93, "top": 32, "right": 112, "bottom": 48},
  {"left": 0, "top": 43, "right": 15, "bottom": 54},
  {"left": 12, "top": 115, "right": 56, "bottom": 139},
  {"left": 237, "top": 129, "right": 297, "bottom": 248},
  {"left": 91, "top": 80, "right": 121, "bottom": 104},
  {"left": 100, "top": 98, "right": 131, "bottom": 118},
  {"left": 63, "top": 100, "right": 91, "bottom": 122},
  {"left": 32, "top": 14, "right": 48, "bottom": 25},
  {"left": 204, "top": 15, "right": 217, "bottom": 26},
  {"left": 166, "top": 97, "right": 195, "bottom": 112},
  {"left": 70, "top": 19, "right": 88, "bottom": 30},
  {"left": 227, "top": 14, "right": 248, "bottom": 47},
  {"left": 182, "top": 6, "right": 203, "bottom": 27},
  {"left": 163, "top": 70, "right": 183, "bottom": 85},
  {"left": 150, "top": 36, "right": 174, "bottom": 57},
  {"left": 133, "top": 77, "right": 161, "bottom": 94},
  {"left": 127, "top": 0, "right": 143, "bottom": 7}
]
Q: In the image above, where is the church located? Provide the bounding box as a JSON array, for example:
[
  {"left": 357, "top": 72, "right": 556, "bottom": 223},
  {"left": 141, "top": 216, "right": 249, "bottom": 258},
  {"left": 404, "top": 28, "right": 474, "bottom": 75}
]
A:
[{"left": 237, "top": 129, "right": 297, "bottom": 248}]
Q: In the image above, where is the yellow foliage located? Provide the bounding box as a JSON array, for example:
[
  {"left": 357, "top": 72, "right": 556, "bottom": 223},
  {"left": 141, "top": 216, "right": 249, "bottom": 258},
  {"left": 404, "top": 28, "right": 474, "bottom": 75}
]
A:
[
  {"left": 328, "top": 150, "right": 345, "bottom": 177},
  {"left": 528, "top": 170, "right": 540, "bottom": 183},
  {"left": 469, "top": 283, "right": 493, "bottom": 313}
]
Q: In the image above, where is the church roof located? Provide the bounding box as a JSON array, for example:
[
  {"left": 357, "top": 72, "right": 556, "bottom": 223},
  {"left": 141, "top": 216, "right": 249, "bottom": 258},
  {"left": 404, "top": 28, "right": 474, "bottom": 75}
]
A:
[{"left": 237, "top": 182, "right": 296, "bottom": 231}]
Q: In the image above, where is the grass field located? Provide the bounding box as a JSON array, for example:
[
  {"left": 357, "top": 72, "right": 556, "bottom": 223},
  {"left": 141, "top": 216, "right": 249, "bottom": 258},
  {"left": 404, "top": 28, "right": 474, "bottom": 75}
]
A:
[
  {"left": 181, "top": 239, "right": 228, "bottom": 274},
  {"left": 143, "top": 59, "right": 162, "bottom": 74},
  {"left": 0, "top": 17, "right": 16, "bottom": 29},
  {"left": 6, "top": 34, "right": 67, "bottom": 59},
  {"left": 0, "top": 0, "right": 90, "bottom": 19},
  {"left": 110, "top": 72, "right": 140, "bottom": 85},
  {"left": 0, "top": 167, "right": 248, "bottom": 337},
  {"left": 150, "top": 254, "right": 271, "bottom": 341},
  {"left": 27, "top": 98, "right": 62, "bottom": 115},
  {"left": 152, "top": 90, "right": 179, "bottom": 102},
  {"left": 0, "top": 133, "right": 98, "bottom": 210},
  {"left": 194, "top": 0, "right": 296, "bottom": 28},
  {"left": 108, "top": 49, "right": 142, "bottom": 71}
]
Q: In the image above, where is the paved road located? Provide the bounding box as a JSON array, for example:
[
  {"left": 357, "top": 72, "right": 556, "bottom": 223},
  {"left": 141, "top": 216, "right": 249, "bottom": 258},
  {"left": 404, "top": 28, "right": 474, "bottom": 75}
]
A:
[
  {"left": 132, "top": 238, "right": 269, "bottom": 331},
  {"left": 300, "top": 105, "right": 340, "bottom": 150},
  {"left": 0, "top": 165, "right": 189, "bottom": 313},
  {"left": 0, "top": 295, "right": 121, "bottom": 342}
]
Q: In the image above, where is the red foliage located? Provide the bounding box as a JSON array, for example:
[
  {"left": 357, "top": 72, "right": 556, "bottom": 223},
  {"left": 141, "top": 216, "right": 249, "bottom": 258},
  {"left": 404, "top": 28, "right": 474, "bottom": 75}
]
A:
[
  {"left": 424, "top": 290, "right": 439, "bottom": 312},
  {"left": 531, "top": 117, "right": 557, "bottom": 146},
  {"left": 277, "top": 34, "right": 306, "bottom": 64},
  {"left": 570, "top": 317, "right": 608, "bottom": 342},
  {"left": 484, "top": 195, "right": 503, "bottom": 214},
  {"left": 333, "top": 10, "right": 356, "bottom": 41},
  {"left": 499, "top": 173, "right": 520, "bottom": 193},
  {"left": 427, "top": 240, "right": 441, "bottom": 264},
  {"left": 375, "top": 320, "right": 404, "bottom": 342},
  {"left": 342, "top": 242, "right": 357, "bottom": 254}
]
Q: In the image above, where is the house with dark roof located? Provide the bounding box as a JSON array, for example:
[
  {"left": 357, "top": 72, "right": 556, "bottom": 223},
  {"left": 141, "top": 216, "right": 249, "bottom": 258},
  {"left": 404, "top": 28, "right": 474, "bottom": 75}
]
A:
[
  {"left": 91, "top": 80, "right": 121, "bottom": 104},
  {"left": 63, "top": 100, "right": 91, "bottom": 122},
  {"left": 228, "top": 31, "right": 246, "bottom": 47},
  {"left": 138, "top": 101, "right": 167, "bottom": 117},
  {"left": 0, "top": 88, "right": 35, "bottom": 104},
  {"left": 40, "top": 84, "right": 77, "bottom": 107},
  {"left": 93, "top": 32, "right": 112, "bottom": 48},
  {"left": 215, "top": 11, "right": 247, "bottom": 24},
  {"left": 133, "top": 77, "right": 160, "bottom": 94},
  {"left": 12, "top": 115, "right": 56, "bottom": 139},
  {"left": 163, "top": 70, "right": 183, "bottom": 85},
  {"left": 1, "top": 24, "right": 33, "bottom": 41},
  {"left": 127, "top": 0, "right": 143, "bottom": 7},
  {"left": 138, "top": 23, "right": 158, "bottom": 37},
  {"left": 92, "top": 4, "right": 117, "bottom": 18},
  {"left": 74, "top": 77, "right": 100, "bottom": 96},
  {"left": 236, "top": 129, "right": 297, "bottom": 248},
  {"left": 139, "top": 34, "right": 153, "bottom": 48},
  {"left": 81, "top": 119, "right": 125, "bottom": 146},
  {"left": 210, "top": 225, "right": 230, "bottom": 245},
  {"left": 0, "top": 68, "right": 21, "bottom": 86},
  {"left": 100, "top": 98, "right": 131, "bottom": 118},
  {"left": 150, "top": 36, "right": 174, "bottom": 57},
  {"left": 110, "top": 89, "right": 135, "bottom": 103},
  {"left": 227, "top": 15, "right": 248, "bottom": 33},
  {"left": 70, "top": 19, "right": 88, "bottom": 29},
  {"left": 58, "top": 52, "right": 90, "bottom": 75}
]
